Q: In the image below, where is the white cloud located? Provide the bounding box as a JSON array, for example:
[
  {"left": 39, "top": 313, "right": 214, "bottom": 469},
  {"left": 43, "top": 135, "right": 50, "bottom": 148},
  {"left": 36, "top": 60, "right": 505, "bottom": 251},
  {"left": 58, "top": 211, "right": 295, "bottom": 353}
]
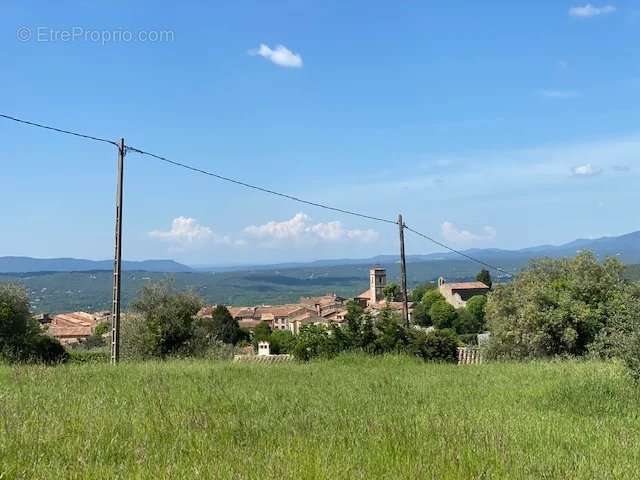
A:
[
  {"left": 441, "top": 221, "right": 496, "bottom": 245},
  {"left": 149, "top": 217, "right": 240, "bottom": 250},
  {"left": 571, "top": 163, "right": 602, "bottom": 177},
  {"left": 244, "top": 213, "right": 378, "bottom": 244},
  {"left": 539, "top": 89, "right": 580, "bottom": 99},
  {"left": 149, "top": 217, "right": 214, "bottom": 242},
  {"left": 569, "top": 4, "right": 616, "bottom": 17},
  {"left": 248, "top": 44, "right": 303, "bottom": 68}
]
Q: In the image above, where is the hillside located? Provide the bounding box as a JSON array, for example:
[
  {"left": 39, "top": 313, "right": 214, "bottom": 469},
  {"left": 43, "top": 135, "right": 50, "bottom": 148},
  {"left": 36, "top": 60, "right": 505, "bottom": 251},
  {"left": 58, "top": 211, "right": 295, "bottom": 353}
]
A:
[
  {"left": 0, "top": 258, "right": 521, "bottom": 313},
  {"left": 0, "top": 257, "right": 192, "bottom": 273},
  {"left": 4, "top": 230, "right": 640, "bottom": 275}
]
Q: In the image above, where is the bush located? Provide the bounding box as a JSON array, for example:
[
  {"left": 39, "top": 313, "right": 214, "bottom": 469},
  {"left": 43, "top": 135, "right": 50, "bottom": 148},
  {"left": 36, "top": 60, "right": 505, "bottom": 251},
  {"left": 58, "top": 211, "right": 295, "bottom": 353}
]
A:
[
  {"left": 121, "top": 314, "right": 157, "bottom": 360},
  {"left": 292, "top": 325, "right": 338, "bottom": 361},
  {"left": 410, "top": 282, "right": 436, "bottom": 303},
  {"left": 411, "top": 329, "right": 460, "bottom": 362},
  {"left": 252, "top": 321, "right": 272, "bottom": 343},
  {"left": 412, "top": 302, "right": 431, "bottom": 327},
  {"left": 0, "top": 284, "right": 68, "bottom": 364},
  {"left": 198, "top": 305, "right": 246, "bottom": 345},
  {"left": 68, "top": 348, "right": 109, "bottom": 364},
  {"left": 26, "top": 335, "right": 69, "bottom": 364},
  {"left": 268, "top": 330, "right": 296, "bottom": 354},
  {"left": 429, "top": 300, "right": 457, "bottom": 329},
  {"left": 129, "top": 281, "right": 203, "bottom": 358},
  {"left": 486, "top": 251, "right": 638, "bottom": 360},
  {"left": 373, "top": 307, "right": 410, "bottom": 354},
  {"left": 465, "top": 295, "right": 487, "bottom": 330},
  {"left": 589, "top": 286, "right": 640, "bottom": 380}
]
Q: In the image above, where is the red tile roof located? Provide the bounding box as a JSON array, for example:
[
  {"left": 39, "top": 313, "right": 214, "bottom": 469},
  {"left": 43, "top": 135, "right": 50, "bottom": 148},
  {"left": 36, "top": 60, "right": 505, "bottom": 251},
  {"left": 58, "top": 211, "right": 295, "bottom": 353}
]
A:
[{"left": 445, "top": 282, "right": 490, "bottom": 290}]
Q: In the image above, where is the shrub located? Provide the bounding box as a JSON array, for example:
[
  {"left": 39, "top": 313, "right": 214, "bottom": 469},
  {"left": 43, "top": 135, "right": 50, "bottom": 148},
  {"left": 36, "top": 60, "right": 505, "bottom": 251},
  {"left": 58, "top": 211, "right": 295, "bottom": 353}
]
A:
[
  {"left": 26, "top": 335, "right": 69, "bottom": 364},
  {"left": 129, "top": 280, "right": 203, "bottom": 358},
  {"left": 68, "top": 348, "right": 109, "bottom": 364},
  {"left": 429, "top": 300, "right": 457, "bottom": 329},
  {"left": 465, "top": 295, "right": 487, "bottom": 330},
  {"left": 252, "top": 321, "right": 272, "bottom": 343},
  {"left": 589, "top": 286, "right": 640, "bottom": 380},
  {"left": 411, "top": 328, "right": 460, "bottom": 363},
  {"left": 373, "top": 307, "right": 410, "bottom": 354},
  {"left": 383, "top": 283, "right": 402, "bottom": 302},
  {"left": 292, "top": 325, "right": 338, "bottom": 361},
  {"left": 198, "top": 305, "right": 246, "bottom": 345},
  {"left": 121, "top": 313, "right": 157, "bottom": 360},
  {"left": 0, "top": 284, "right": 68, "bottom": 364},
  {"left": 453, "top": 297, "right": 486, "bottom": 334},
  {"left": 412, "top": 302, "right": 431, "bottom": 327},
  {"left": 268, "top": 330, "right": 296, "bottom": 354},
  {"left": 486, "top": 251, "right": 637, "bottom": 360},
  {"left": 410, "top": 282, "right": 436, "bottom": 303}
]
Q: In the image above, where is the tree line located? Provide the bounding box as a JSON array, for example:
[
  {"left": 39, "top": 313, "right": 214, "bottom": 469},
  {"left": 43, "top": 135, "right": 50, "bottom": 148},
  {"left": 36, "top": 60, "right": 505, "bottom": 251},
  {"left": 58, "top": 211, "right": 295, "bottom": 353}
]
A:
[{"left": 1, "top": 251, "right": 639, "bottom": 380}]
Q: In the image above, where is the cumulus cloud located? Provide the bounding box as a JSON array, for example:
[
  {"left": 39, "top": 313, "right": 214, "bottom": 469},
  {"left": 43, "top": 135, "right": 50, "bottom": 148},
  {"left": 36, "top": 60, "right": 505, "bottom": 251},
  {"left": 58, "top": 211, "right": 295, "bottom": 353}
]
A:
[
  {"left": 149, "top": 217, "right": 214, "bottom": 242},
  {"left": 569, "top": 4, "right": 616, "bottom": 17},
  {"left": 571, "top": 163, "right": 602, "bottom": 177},
  {"left": 248, "top": 44, "right": 303, "bottom": 68},
  {"left": 441, "top": 221, "right": 496, "bottom": 245},
  {"left": 244, "top": 213, "right": 378, "bottom": 244},
  {"left": 149, "top": 217, "right": 239, "bottom": 250}
]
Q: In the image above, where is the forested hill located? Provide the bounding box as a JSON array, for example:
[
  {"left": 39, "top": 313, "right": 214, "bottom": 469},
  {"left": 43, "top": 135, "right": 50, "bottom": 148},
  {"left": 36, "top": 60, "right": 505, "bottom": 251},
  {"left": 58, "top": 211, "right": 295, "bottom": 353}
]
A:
[{"left": 0, "top": 257, "right": 192, "bottom": 273}]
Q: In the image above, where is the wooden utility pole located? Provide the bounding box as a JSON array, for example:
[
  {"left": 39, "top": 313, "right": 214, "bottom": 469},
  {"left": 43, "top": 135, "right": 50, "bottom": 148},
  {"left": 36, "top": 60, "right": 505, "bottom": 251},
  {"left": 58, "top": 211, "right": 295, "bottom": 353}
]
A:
[
  {"left": 110, "top": 138, "right": 125, "bottom": 365},
  {"left": 398, "top": 214, "right": 409, "bottom": 327}
]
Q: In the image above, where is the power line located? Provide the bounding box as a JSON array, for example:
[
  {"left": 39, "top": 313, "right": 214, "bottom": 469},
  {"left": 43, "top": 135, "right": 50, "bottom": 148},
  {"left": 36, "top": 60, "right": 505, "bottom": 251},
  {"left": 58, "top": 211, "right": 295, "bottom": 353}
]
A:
[
  {"left": 0, "top": 111, "right": 514, "bottom": 275},
  {"left": 404, "top": 225, "right": 514, "bottom": 278},
  {"left": 0, "top": 113, "right": 118, "bottom": 146},
  {"left": 125, "top": 145, "right": 399, "bottom": 225}
]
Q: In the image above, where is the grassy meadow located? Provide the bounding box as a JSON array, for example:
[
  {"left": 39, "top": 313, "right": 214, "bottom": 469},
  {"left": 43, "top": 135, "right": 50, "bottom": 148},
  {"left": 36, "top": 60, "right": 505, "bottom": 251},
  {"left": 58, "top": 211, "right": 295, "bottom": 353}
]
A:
[{"left": 1, "top": 356, "right": 639, "bottom": 479}]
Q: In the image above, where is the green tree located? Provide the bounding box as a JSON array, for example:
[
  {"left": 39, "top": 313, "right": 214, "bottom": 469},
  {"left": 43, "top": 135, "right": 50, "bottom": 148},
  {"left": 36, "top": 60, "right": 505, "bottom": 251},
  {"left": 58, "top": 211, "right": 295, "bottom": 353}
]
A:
[
  {"left": 465, "top": 295, "right": 487, "bottom": 333},
  {"left": 292, "top": 324, "right": 338, "bottom": 361},
  {"left": 268, "top": 329, "right": 296, "bottom": 354},
  {"left": 453, "top": 308, "right": 480, "bottom": 334},
  {"left": 252, "top": 321, "right": 272, "bottom": 343},
  {"left": 422, "top": 289, "right": 445, "bottom": 312},
  {"left": 383, "top": 283, "right": 402, "bottom": 302},
  {"left": 410, "top": 282, "right": 436, "bottom": 303},
  {"left": 429, "top": 300, "right": 457, "bottom": 329},
  {"left": 486, "top": 251, "right": 636, "bottom": 359},
  {"left": 0, "top": 284, "right": 67, "bottom": 364},
  {"left": 412, "top": 302, "right": 431, "bottom": 327},
  {"left": 476, "top": 269, "right": 492, "bottom": 288},
  {"left": 202, "top": 305, "right": 245, "bottom": 345},
  {"left": 130, "top": 280, "right": 203, "bottom": 357},
  {"left": 373, "top": 306, "right": 409, "bottom": 354},
  {"left": 410, "top": 328, "right": 460, "bottom": 362}
]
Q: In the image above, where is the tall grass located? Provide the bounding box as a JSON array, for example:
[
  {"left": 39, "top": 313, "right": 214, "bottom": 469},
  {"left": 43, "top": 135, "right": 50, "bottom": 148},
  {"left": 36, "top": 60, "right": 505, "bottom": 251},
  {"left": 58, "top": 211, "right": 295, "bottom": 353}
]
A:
[{"left": 1, "top": 355, "right": 639, "bottom": 479}]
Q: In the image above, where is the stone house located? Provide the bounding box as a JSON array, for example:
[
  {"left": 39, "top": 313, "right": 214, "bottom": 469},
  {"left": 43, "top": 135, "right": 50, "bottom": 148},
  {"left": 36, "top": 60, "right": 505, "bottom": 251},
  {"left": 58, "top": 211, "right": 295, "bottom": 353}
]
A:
[{"left": 437, "top": 277, "right": 490, "bottom": 308}]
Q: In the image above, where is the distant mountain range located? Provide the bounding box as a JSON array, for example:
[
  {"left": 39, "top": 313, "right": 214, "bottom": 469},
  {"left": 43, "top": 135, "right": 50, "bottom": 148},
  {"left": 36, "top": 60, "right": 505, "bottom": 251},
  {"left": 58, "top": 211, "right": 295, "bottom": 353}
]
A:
[
  {"left": 201, "top": 230, "right": 640, "bottom": 272},
  {"left": 0, "top": 257, "right": 192, "bottom": 273},
  {"left": 1, "top": 230, "right": 639, "bottom": 274}
]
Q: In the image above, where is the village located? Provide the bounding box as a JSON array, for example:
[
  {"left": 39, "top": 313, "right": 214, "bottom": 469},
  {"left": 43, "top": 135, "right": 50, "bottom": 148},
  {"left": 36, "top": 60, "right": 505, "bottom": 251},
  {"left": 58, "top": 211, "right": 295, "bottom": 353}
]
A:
[{"left": 40, "top": 266, "right": 491, "bottom": 348}]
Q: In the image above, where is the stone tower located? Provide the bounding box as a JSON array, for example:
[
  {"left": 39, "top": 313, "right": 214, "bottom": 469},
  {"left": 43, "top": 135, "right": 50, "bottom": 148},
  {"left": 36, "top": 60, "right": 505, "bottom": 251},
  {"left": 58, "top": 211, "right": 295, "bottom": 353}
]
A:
[{"left": 369, "top": 267, "right": 386, "bottom": 304}]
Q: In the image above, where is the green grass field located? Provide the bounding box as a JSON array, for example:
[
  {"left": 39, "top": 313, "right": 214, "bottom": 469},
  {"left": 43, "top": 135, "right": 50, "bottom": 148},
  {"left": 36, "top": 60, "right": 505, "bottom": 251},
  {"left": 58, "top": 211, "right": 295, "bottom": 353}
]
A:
[{"left": 1, "top": 356, "right": 639, "bottom": 479}]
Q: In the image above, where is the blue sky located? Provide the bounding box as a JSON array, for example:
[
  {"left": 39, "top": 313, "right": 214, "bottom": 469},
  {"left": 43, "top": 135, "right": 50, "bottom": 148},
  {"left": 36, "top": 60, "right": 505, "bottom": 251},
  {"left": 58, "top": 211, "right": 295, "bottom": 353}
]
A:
[{"left": 1, "top": 1, "right": 638, "bottom": 265}]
